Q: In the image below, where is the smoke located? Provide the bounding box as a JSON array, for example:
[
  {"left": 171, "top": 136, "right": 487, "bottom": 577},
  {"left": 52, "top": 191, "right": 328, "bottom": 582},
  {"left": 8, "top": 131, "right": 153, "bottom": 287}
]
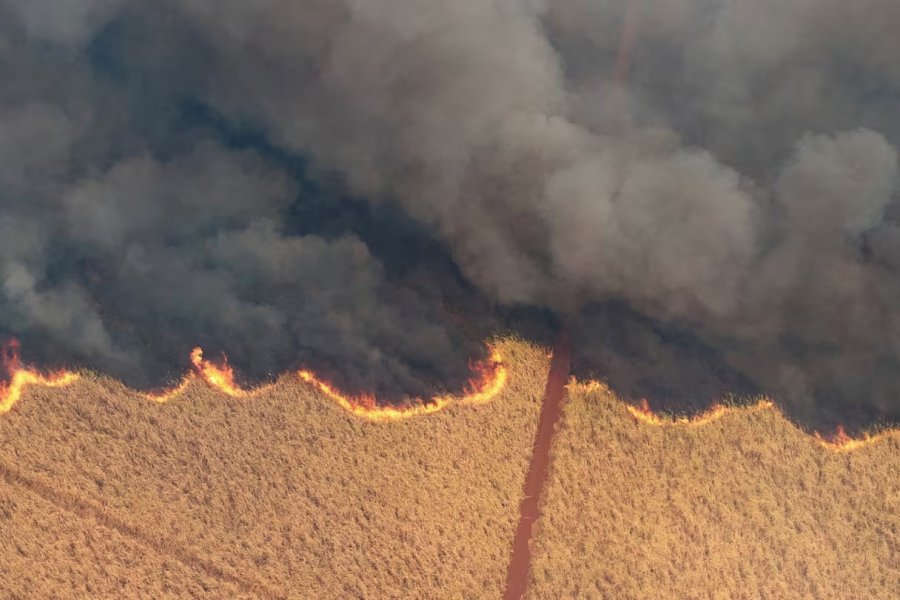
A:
[
  {"left": 1, "top": 0, "right": 899, "bottom": 428},
  {"left": 0, "top": 1, "right": 494, "bottom": 396}
]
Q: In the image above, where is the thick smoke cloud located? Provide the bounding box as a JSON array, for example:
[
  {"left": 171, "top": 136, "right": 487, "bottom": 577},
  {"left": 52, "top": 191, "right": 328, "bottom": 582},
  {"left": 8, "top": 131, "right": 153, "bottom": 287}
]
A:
[
  {"left": 1, "top": 0, "right": 899, "bottom": 428},
  {"left": 0, "top": 1, "right": 488, "bottom": 395}
]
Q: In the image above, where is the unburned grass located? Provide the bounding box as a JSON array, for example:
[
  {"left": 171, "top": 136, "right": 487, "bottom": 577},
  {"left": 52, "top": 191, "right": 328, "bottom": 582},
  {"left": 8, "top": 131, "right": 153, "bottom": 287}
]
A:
[
  {"left": 528, "top": 381, "right": 899, "bottom": 599},
  {"left": 1, "top": 339, "right": 896, "bottom": 599},
  {"left": 0, "top": 338, "right": 548, "bottom": 599}
]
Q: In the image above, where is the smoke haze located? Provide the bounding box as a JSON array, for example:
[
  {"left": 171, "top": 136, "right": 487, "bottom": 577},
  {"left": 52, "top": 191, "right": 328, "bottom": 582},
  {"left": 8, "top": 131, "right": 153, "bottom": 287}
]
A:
[{"left": 1, "top": 0, "right": 899, "bottom": 428}]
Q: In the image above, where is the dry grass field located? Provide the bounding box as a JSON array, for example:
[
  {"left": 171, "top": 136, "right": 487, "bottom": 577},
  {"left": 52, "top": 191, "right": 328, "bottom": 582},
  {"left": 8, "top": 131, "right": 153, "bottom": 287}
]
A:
[
  {"left": 0, "top": 480, "right": 253, "bottom": 598},
  {"left": 529, "top": 381, "right": 900, "bottom": 600},
  {"left": 1, "top": 337, "right": 897, "bottom": 599},
  {"left": 0, "top": 338, "right": 548, "bottom": 599}
]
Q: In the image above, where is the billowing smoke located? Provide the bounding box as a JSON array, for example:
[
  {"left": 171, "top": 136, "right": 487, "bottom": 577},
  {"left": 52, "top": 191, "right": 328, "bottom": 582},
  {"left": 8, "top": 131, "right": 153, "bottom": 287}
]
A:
[
  {"left": 1, "top": 0, "right": 898, "bottom": 429},
  {"left": 0, "top": 0, "right": 499, "bottom": 396}
]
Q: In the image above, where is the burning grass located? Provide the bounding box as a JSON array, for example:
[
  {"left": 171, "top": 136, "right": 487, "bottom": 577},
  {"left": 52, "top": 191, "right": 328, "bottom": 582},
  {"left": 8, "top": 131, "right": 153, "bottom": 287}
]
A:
[
  {"left": 1, "top": 338, "right": 896, "bottom": 598},
  {"left": 0, "top": 338, "right": 548, "bottom": 599},
  {"left": 528, "top": 380, "right": 900, "bottom": 599}
]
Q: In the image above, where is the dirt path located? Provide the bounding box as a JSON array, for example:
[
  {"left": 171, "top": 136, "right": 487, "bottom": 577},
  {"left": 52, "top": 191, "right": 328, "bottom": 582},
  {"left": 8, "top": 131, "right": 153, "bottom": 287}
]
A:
[
  {"left": 503, "top": 330, "right": 572, "bottom": 600},
  {"left": 503, "top": 8, "right": 636, "bottom": 591},
  {"left": 0, "top": 460, "right": 284, "bottom": 600}
]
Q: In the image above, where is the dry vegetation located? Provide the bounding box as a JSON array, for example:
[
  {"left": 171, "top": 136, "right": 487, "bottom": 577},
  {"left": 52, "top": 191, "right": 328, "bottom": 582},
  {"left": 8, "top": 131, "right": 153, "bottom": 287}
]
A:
[
  {"left": 0, "top": 480, "right": 253, "bottom": 598},
  {"left": 2, "top": 338, "right": 897, "bottom": 599},
  {"left": 529, "top": 381, "right": 900, "bottom": 600},
  {"left": 0, "top": 339, "right": 548, "bottom": 599}
]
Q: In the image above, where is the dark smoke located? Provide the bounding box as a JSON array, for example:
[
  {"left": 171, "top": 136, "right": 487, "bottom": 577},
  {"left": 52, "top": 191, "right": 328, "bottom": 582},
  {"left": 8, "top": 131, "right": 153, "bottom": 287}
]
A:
[
  {"left": 0, "top": 0, "right": 504, "bottom": 397},
  {"left": 1, "top": 1, "right": 898, "bottom": 430}
]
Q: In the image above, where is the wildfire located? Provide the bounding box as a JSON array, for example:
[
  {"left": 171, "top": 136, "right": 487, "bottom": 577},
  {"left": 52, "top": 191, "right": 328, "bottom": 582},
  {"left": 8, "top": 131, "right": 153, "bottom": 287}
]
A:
[
  {"left": 298, "top": 347, "right": 508, "bottom": 422},
  {"left": 144, "top": 376, "right": 192, "bottom": 404},
  {"left": 145, "top": 345, "right": 506, "bottom": 420},
  {"left": 0, "top": 335, "right": 505, "bottom": 420},
  {"left": 146, "top": 347, "right": 274, "bottom": 402},
  {"left": 625, "top": 398, "right": 774, "bottom": 427},
  {"left": 814, "top": 425, "right": 896, "bottom": 453},
  {"left": 576, "top": 380, "right": 897, "bottom": 453},
  {"left": 0, "top": 340, "right": 80, "bottom": 415}
]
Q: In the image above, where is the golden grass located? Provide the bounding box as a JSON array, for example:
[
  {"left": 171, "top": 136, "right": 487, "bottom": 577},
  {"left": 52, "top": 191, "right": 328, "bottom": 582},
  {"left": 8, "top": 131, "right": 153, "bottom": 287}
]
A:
[
  {"left": 0, "top": 478, "right": 253, "bottom": 598},
  {"left": 2, "top": 339, "right": 897, "bottom": 598},
  {"left": 0, "top": 338, "right": 548, "bottom": 599},
  {"left": 529, "top": 380, "right": 900, "bottom": 599}
]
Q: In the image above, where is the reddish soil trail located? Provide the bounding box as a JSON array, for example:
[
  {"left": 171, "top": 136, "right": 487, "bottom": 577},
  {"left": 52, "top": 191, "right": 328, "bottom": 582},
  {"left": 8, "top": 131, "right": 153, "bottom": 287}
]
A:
[
  {"left": 504, "top": 9, "right": 636, "bottom": 591},
  {"left": 0, "top": 460, "right": 284, "bottom": 600},
  {"left": 503, "top": 330, "right": 572, "bottom": 600}
]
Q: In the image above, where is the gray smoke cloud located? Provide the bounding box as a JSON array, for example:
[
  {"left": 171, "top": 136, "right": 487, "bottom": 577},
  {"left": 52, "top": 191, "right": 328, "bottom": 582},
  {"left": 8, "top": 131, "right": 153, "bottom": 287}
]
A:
[
  {"left": 1, "top": 0, "right": 898, "bottom": 427},
  {"left": 0, "top": 0, "right": 490, "bottom": 395}
]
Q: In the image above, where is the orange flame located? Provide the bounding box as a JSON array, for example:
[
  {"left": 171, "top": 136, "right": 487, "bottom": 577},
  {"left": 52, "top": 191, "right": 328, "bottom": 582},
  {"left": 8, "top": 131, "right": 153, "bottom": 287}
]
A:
[
  {"left": 624, "top": 398, "right": 766, "bottom": 427},
  {"left": 814, "top": 425, "right": 895, "bottom": 453},
  {"left": 628, "top": 397, "right": 899, "bottom": 452},
  {"left": 190, "top": 347, "right": 255, "bottom": 398},
  {"left": 614, "top": 389, "right": 893, "bottom": 453},
  {"left": 298, "top": 347, "right": 507, "bottom": 422},
  {"left": 144, "top": 345, "right": 506, "bottom": 420},
  {"left": 0, "top": 340, "right": 80, "bottom": 415},
  {"left": 575, "top": 380, "right": 896, "bottom": 453},
  {"left": 143, "top": 376, "right": 192, "bottom": 404},
  {"left": 145, "top": 347, "right": 273, "bottom": 402}
]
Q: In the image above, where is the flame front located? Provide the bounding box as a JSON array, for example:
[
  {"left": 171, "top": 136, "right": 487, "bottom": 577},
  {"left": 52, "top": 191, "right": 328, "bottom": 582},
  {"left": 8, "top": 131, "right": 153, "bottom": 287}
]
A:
[
  {"left": 143, "top": 345, "right": 506, "bottom": 420},
  {"left": 0, "top": 340, "right": 80, "bottom": 415},
  {"left": 9, "top": 338, "right": 890, "bottom": 447},
  {"left": 144, "top": 376, "right": 192, "bottom": 404},
  {"left": 0, "top": 369, "right": 81, "bottom": 415},
  {"left": 146, "top": 347, "right": 273, "bottom": 401},
  {"left": 190, "top": 347, "right": 253, "bottom": 398},
  {"left": 814, "top": 425, "right": 895, "bottom": 453},
  {"left": 625, "top": 398, "right": 769, "bottom": 427},
  {"left": 574, "top": 380, "right": 895, "bottom": 453},
  {"left": 298, "top": 347, "right": 507, "bottom": 422}
]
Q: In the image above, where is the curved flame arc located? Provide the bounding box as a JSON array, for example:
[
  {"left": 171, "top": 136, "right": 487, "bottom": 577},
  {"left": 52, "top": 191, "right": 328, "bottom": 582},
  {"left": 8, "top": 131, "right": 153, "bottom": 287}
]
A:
[
  {"left": 0, "top": 340, "right": 80, "bottom": 415},
  {"left": 627, "top": 397, "right": 895, "bottom": 453},
  {"left": 8, "top": 339, "right": 890, "bottom": 447},
  {"left": 0, "top": 369, "right": 81, "bottom": 415},
  {"left": 626, "top": 398, "right": 773, "bottom": 427},
  {"left": 2, "top": 338, "right": 505, "bottom": 420},
  {"left": 298, "top": 347, "right": 508, "bottom": 422},
  {"left": 813, "top": 425, "right": 896, "bottom": 453},
  {"left": 144, "top": 376, "right": 193, "bottom": 404},
  {"left": 575, "top": 381, "right": 896, "bottom": 453},
  {"left": 145, "top": 347, "right": 275, "bottom": 401},
  {"left": 189, "top": 347, "right": 271, "bottom": 398}
]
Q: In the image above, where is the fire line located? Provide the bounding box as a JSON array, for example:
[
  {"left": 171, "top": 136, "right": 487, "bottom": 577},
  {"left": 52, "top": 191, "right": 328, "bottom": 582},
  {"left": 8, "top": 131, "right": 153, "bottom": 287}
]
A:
[
  {"left": 297, "top": 347, "right": 506, "bottom": 423},
  {"left": 2, "top": 337, "right": 893, "bottom": 451},
  {"left": 147, "top": 344, "right": 507, "bottom": 421},
  {"left": 624, "top": 396, "right": 897, "bottom": 452},
  {"left": 0, "top": 339, "right": 80, "bottom": 415},
  {"left": 1, "top": 340, "right": 508, "bottom": 422},
  {"left": 576, "top": 382, "right": 897, "bottom": 453}
]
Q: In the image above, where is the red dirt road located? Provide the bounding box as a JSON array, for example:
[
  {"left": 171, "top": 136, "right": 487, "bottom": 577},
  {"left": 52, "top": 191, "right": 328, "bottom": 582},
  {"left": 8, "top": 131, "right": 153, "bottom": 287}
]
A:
[{"left": 503, "top": 330, "right": 572, "bottom": 600}]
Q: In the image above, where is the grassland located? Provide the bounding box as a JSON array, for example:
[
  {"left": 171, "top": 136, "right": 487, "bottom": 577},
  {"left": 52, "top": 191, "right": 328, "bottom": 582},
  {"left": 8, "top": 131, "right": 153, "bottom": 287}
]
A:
[
  {"left": 0, "top": 477, "right": 253, "bottom": 598},
  {"left": 529, "top": 381, "right": 900, "bottom": 599},
  {"left": 0, "top": 339, "right": 548, "bottom": 599},
  {"left": 1, "top": 338, "right": 897, "bottom": 599}
]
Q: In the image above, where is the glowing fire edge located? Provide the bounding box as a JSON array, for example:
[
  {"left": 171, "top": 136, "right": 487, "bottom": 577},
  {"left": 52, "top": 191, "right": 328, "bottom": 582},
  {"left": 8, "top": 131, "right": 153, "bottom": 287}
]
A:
[
  {"left": 574, "top": 381, "right": 898, "bottom": 453},
  {"left": 1, "top": 344, "right": 897, "bottom": 449},
  {"left": 1, "top": 344, "right": 508, "bottom": 424}
]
